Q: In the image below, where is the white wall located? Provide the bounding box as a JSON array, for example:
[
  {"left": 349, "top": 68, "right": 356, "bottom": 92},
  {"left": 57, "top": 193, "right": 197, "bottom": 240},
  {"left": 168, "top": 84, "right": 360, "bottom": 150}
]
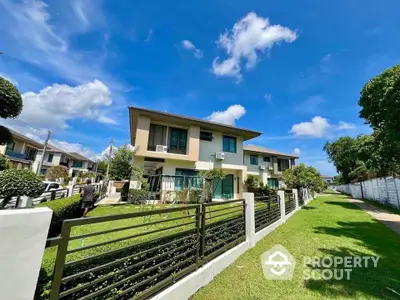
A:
[
  {"left": 32, "top": 151, "right": 63, "bottom": 173},
  {"left": 199, "top": 132, "right": 244, "bottom": 166}
]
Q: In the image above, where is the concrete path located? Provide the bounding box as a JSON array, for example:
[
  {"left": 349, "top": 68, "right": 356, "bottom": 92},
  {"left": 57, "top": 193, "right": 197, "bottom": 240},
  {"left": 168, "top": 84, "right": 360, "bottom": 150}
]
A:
[
  {"left": 349, "top": 198, "right": 400, "bottom": 236},
  {"left": 96, "top": 193, "right": 121, "bottom": 205}
]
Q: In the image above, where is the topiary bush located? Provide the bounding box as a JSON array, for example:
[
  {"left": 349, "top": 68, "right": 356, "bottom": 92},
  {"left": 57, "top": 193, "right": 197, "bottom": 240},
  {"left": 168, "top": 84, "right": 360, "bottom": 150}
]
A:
[
  {"left": 245, "top": 174, "right": 261, "bottom": 192},
  {"left": 36, "top": 194, "right": 82, "bottom": 237},
  {"left": 0, "top": 76, "right": 23, "bottom": 118},
  {"left": 0, "top": 125, "right": 13, "bottom": 145},
  {"left": 0, "top": 169, "right": 44, "bottom": 207},
  {"left": 46, "top": 165, "right": 68, "bottom": 181},
  {"left": 129, "top": 189, "right": 148, "bottom": 204},
  {"left": 0, "top": 154, "right": 11, "bottom": 171}
]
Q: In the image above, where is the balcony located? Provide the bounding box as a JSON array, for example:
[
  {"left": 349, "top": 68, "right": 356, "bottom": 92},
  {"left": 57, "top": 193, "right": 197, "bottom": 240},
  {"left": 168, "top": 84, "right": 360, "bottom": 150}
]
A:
[
  {"left": 5, "top": 150, "right": 28, "bottom": 160},
  {"left": 60, "top": 161, "right": 69, "bottom": 167}
]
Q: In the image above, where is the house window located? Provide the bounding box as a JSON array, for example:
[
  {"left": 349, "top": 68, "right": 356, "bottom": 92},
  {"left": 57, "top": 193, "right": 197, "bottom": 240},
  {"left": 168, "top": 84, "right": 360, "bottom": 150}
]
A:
[
  {"left": 47, "top": 154, "right": 53, "bottom": 163},
  {"left": 200, "top": 131, "right": 213, "bottom": 141},
  {"left": 268, "top": 178, "right": 278, "bottom": 189},
  {"left": 223, "top": 136, "right": 236, "bottom": 153},
  {"left": 148, "top": 124, "right": 167, "bottom": 151},
  {"left": 250, "top": 155, "right": 258, "bottom": 165},
  {"left": 6, "top": 142, "right": 15, "bottom": 153},
  {"left": 169, "top": 127, "right": 188, "bottom": 154},
  {"left": 40, "top": 168, "right": 47, "bottom": 175},
  {"left": 73, "top": 161, "right": 83, "bottom": 168},
  {"left": 25, "top": 147, "right": 37, "bottom": 161},
  {"left": 175, "top": 169, "right": 201, "bottom": 190},
  {"left": 278, "top": 159, "right": 290, "bottom": 171},
  {"left": 263, "top": 156, "right": 270, "bottom": 163}
]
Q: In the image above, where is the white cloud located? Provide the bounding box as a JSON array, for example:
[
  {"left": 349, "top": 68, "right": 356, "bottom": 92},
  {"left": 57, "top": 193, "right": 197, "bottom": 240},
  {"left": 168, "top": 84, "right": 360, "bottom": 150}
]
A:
[
  {"left": 295, "top": 95, "right": 326, "bottom": 113},
  {"left": 212, "top": 12, "right": 297, "bottom": 80},
  {"left": 290, "top": 116, "right": 356, "bottom": 138},
  {"left": 293, "top": 148, "right": 301, "bottom": 156},
  {"left": 181, "top": 40, "right": 203, "bottom": 59},
  {"left": 50, "top": 139, "right": 96, "bottom": 159},
  {"left": 207, "top": 105, "right": 246, "bottom": 126},
  {"left": 336, "top": 121, "right": 356, "bottom": 130},
  {"left": 145, "top": 29, "right": 153, "bottom": 42},
  {"left": 264, "top": 93, "right": 273, "bottom": 102},
  {"left": 17, "top": 80, "right": 115, "bottom": 130}
]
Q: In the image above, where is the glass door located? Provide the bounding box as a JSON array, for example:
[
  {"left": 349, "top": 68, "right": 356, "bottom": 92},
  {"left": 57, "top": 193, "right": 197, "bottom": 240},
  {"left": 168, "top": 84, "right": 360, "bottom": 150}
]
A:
[{"left": 213, "top": 174, "right": 234, "bottom": 199}]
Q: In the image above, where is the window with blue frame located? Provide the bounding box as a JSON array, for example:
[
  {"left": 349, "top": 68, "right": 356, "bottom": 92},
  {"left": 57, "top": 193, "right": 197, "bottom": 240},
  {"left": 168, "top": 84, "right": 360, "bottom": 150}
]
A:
[
  {"left": 250, "top": 155, "right": 258, "bottom": 165},
  {"left": 72, "top": 161, "right": 83, "bottom": 168},
  {"left": 268, "top": 178, "right": 279, "bottom": 189},
  {"left": 223, "top": 136, "right": 236, "bottom": 153}
]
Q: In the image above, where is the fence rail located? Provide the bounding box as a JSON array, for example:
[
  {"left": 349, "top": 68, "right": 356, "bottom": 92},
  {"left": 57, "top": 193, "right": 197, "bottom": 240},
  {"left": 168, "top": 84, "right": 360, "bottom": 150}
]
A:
[
  {"left": 285, "top": 193, "right": 296, "bottom": 215},
  {"left": 254, "top": 195, "right": 281, "bottom": 232},
  {"left": 45, "top": 199, "right": 245, "bottom": 300}
]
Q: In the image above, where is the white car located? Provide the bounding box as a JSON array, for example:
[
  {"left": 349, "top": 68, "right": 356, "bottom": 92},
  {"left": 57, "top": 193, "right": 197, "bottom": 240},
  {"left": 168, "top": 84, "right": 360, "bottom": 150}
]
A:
[{"left": 33, "top": 181, "right": 68, "bottom": 204}]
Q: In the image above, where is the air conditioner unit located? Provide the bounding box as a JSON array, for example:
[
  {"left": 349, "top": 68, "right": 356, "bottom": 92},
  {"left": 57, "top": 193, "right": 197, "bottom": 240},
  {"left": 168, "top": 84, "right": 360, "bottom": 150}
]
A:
[
  {"left": 156, "top": 145, "right": 167, "bottom": 153},
  {"left": 259, "top": 165, "right": 266, "bottom": 170},
  {"left": 215, "top": 152, "right": 225, "bottom": 160},
  {"left": 268, "top": 166, "right": 274, "bottom": 171}
]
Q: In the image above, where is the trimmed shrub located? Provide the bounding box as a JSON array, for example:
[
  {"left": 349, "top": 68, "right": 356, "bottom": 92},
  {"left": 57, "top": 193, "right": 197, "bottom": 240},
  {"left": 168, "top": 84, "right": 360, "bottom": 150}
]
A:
[
  {"left": 0, "top": 76, "right": 23, "bottom": 118},
  {"left": 129, "top": 189, "right": 148, "bottom": 203},
  {"left": 0, "top": 154, "right": 11, "bottom": 171},
  {"left": 46, "top": 165, "right": 68, "bottom": 181},
  {"left": 37, "top": 194, "right": 81, "bottom": 237},
  {"left": 0, "top": 169, "right": 44, "bottom": 207},
  {"left": 245, "top": 174, "right": 261, "bottom": 192}
]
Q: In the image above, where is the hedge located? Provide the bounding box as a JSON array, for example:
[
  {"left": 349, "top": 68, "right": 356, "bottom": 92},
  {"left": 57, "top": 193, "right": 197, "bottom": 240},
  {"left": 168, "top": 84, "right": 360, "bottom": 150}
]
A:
[{"left": 37, "top": 194, "right": 82, "bottom": 237}]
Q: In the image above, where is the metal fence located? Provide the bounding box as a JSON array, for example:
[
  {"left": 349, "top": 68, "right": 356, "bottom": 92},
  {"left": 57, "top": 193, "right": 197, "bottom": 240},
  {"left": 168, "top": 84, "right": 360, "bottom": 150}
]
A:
[
  {"left": 284, "top": 192, "right": 296, "bottom": 215},
  {"left": 44, "top": 199, "right": 245, "bottom": 299},
  {"left": 254, "top": 195, "right": 281, "bottom": 233},
  {"left": 39, "top": 189, "right": 70, "bottom": 202},
  {"left": 71, "top": 182, "right": 108, "bottom": 202}
]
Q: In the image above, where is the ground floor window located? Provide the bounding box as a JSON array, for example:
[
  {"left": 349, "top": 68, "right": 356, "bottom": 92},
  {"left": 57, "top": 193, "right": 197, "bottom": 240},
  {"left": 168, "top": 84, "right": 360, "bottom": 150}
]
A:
[
  {"left": 40, "top": 168, "right": 47, "bottom": 175},
  {"left": 214, "top": 174, "right": 234, "bottom": 199},
  {"left": 175, "top": 169, "right": 201, "bottom": 190},
  {"left": 268, "top": 178, "right": 279, "bottom": 189}
]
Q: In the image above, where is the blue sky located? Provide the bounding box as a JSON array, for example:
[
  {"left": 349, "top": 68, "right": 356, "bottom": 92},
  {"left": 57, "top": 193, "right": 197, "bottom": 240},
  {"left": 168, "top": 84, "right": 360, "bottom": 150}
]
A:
[{"left": 1, "top": 0, "right": 399, "bottom": 175}]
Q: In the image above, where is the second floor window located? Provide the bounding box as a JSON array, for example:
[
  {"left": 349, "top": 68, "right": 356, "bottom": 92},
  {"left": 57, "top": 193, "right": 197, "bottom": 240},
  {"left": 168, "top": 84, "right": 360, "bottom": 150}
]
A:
[
  {"left": 73, "top": 161, "right": 83, "bottom": 168},
  {"left": 223, "top": 136, "right": 236, "bottom": 153},
  {"left": 250, "top": 155, "right": 258, "bottom": 165},
  {"left": 148, "top": 124, "right": 167, "bottom": 151},
  {"left": 278, "top": 159, "right": 290, "bottom": 171},
  {"left": 263, "top": 156, "right": 270, "bottom": 163},
  {"left": 6, "top": 142, "right": 15, "bottom": 153},
  {"left": 25, "top": 147, "right": 37, "bottom": 161},
  {"left": 48, "top": 154, "right": 53, "bottom": 163},
  {"left": 169, "top": 127, "right": 187, "bottom": 154}
]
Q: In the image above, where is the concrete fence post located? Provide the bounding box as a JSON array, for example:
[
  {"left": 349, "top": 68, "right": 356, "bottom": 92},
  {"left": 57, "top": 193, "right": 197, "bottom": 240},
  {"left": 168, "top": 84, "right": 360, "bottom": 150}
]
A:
[
  {"left": 292, "top": 189, "right": 299, "bottom": 209},
  {"left": 243, "top": 192, "right": 255, "bottom": 248},
  {"left": 0, "top": 207, "right": 52, "bottom": 300},
  {"left": 278, "top": 190, "right": 285, "bottom": 222}
]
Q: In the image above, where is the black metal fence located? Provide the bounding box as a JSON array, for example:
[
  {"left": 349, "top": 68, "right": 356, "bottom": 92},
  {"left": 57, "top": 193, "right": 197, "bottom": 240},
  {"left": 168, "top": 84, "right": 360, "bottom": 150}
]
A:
[
  {"left": 44, "top": 200, "right": 245, "bottom": 300},
  {"left": 72, "top": 182, "right": 108, "bottom": 202},
  {"left": 285, "top": 192, "right": 296, "bottom": 215},
  {"left": 254, "top": 195, "right": 281, "bottom": 232}
]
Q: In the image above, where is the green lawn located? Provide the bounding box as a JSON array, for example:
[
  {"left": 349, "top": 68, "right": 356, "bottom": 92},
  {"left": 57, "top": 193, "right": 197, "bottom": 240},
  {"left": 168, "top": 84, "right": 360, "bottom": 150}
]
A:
[{"left": 192, "top": 194, "right": 400, "bottom": 300}]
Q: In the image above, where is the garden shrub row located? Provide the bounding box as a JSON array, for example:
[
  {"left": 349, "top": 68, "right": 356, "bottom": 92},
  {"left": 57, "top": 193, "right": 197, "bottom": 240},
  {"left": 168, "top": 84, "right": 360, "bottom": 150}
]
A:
[{"left": 37, "top": 194, "right": 82, "bottom": 237}]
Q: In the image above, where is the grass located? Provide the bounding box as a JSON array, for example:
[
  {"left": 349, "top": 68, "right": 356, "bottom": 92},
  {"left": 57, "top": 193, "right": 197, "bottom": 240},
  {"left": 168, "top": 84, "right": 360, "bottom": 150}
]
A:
[
  {"left": 192, "top": 194, "right": 400, "bottom": 300},
  {"left": 37, "top": 201, "right": 244, "bottom": 298}
]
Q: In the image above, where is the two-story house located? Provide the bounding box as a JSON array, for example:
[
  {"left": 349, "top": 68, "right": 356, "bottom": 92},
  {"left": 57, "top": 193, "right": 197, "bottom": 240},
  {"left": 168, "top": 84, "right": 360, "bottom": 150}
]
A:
[
  {"left": 129, "top": 106, "right": 262, "bottom": 200},
  {"left": 32, "top": 146, "right": 96, "bottom": 177},
  {"left": 0, "top": 129, "right": 43, "bottom": 169},
  {"left": 243, "top": 145, "right": 298, "bottom": 189}
]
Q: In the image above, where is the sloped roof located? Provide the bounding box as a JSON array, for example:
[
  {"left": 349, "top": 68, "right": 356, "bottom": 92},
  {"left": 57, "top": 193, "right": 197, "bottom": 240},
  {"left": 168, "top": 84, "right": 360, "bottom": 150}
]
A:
[
  {"left": 129, "top": 106, "right": 262, "bottom": 142},
  {"left": 244, "top": 144, "right": 299, "bottom": 158},
  {"left": 8, "top": 128, "right": 43, "bottom": 149},
  {"left": 68, "top": 152, "right": 93, "bottom": 162}
]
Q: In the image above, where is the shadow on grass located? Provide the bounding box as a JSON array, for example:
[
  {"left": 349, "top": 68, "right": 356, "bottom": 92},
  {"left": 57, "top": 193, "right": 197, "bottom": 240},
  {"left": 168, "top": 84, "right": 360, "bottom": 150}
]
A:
[
  {"left": 324, "top": 201, "right": 360, "bottom": 210},
  {"left": 307, "top": 219, "right": 400, "bottom": 299},
  {"left": 301, "top": 206, "right": 316, "bottom": 210}
]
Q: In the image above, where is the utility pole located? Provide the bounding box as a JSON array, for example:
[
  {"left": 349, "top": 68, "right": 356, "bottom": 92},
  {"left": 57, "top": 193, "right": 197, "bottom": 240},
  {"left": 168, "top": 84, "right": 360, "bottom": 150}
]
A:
[
  {"left": 36, "top": 131, "right": 51, "bottom": 175},
  {"left": 106, "top": 138, "right": 114, "bottom": 178}
]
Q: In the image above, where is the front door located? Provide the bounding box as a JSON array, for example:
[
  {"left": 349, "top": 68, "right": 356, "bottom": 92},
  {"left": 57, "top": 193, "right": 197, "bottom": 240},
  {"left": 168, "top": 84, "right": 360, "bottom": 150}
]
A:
[{"left": 214, "top": 174, "right": 234, "bottom": 199}]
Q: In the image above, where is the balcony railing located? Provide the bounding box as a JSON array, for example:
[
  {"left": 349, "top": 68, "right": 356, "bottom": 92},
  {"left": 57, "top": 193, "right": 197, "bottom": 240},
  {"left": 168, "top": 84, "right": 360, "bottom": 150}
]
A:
[{"left": 5, "top": 150, "right": 28, "bottom": 160}]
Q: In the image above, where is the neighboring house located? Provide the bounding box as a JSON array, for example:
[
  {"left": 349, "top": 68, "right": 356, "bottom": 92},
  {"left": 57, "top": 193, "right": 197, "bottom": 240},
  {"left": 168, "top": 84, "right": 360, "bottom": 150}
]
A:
[
  {"left": 0, "top": 129, "right": 43, "bottom": 169},
  {"left": 129, "top": 106, "right": 262, "bottom": 200},
  {"left": 244, "top": 144, "right": 298, "bottom": 189},
  {"left": 32, "top": 146, "right": 96, "bottom": 177},
  {"left": 321, "top": 175, "right": 333, "bottom": 184}
]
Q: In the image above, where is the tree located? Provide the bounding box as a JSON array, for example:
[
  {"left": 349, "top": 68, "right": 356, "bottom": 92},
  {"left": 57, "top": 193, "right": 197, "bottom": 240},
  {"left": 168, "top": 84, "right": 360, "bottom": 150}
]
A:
[
  {"left": 0, "top": 125, "right": 13, "bottom": 145},
  {"left": 244, "top": 174, "right": 261, "bottom": 191},
  {"left": 0, "top": 76, "right": 23, "bottom": 119},
  {"left": 359, "top": 64, "right": 400, "bottom": 168},
  {"left": 0, "top": 169, "right": 44, "bottom": 207},
  {"left": 200, "top": 169, "right": 226, "bottom": 202},
  {"left": 0, "top": 154, "right": 11, "bottom": 171},
  {"left": 282, "top": 163, "right": 327, "bottom": 193},
  {"left": 96, "top": 160, "right": 108, "bottom": 174},
  {"left": 108, "top": 145, "right": 135, "bottom": 180},
  {"left": 46, "top": 165, "right": 68, "bottom": 181}
]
